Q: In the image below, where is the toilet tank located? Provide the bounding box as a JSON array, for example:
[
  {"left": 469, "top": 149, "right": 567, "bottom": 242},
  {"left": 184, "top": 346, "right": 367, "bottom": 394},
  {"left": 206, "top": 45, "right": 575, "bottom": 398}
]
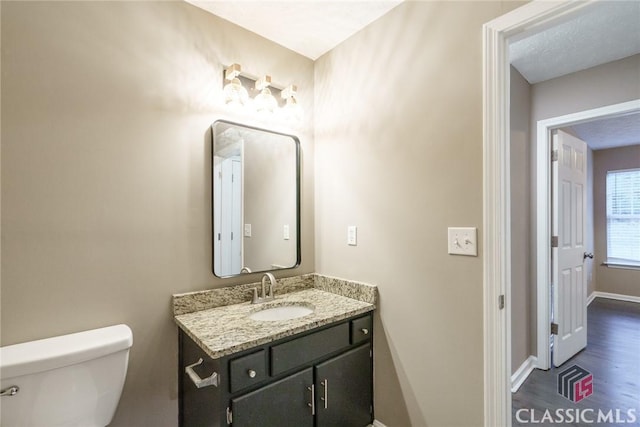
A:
[{"left": 0, "top": 324, "right": 133, "bottom": 427}]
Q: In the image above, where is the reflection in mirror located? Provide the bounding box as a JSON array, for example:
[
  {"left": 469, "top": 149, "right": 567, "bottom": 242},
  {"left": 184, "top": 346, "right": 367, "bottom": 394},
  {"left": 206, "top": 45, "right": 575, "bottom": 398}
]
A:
[{"left": 212, "top": 120, "right": 300, "bottom": 278}]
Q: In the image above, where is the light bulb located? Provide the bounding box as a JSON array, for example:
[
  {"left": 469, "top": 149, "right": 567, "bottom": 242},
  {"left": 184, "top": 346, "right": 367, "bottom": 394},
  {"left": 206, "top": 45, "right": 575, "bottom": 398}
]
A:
[
  {"left": 282, "top": 95, "right": 303, "bottom": 122},
  {"left": 255, "top": 87, "right": 277, "bottom": 113},
  {"left": 223, "top": 77, "right": 249, "bottom": 107}
]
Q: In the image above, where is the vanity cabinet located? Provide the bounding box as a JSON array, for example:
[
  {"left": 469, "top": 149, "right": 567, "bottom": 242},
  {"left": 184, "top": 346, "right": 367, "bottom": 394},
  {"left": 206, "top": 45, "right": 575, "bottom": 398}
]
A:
[{"left": 178, "top": 313, "right": 373, "bottom": 427}]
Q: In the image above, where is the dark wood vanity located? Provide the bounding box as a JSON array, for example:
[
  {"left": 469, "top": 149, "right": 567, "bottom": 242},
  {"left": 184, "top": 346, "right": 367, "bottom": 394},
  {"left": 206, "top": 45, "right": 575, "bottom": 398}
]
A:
[{"left": 178, "top": 312, "right": 373, "bottom": 427}]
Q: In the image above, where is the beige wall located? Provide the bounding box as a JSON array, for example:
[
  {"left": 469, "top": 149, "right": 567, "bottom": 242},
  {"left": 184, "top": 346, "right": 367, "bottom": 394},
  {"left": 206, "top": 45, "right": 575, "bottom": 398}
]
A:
[
  {"left": 531, "top": 55, "right": 640, "bottom": 124},
  {"left": 593, "top": 145, "right": 640, "bottom": 297},
  {"left": 0, "top": 2, "right": 314, "bottom": 426},
  {"left": 510, "top": 66, "right": 533, "bottom": 373},
  {"left": 314, "top": 2, "right": 524, "bottom": 425}
]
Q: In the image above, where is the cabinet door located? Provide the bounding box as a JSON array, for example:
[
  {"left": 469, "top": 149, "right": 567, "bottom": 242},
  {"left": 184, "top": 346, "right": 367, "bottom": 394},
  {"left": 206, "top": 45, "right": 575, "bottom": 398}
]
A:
[
  {"left": 315, "top": 344, "right": 373, "bottom": 427},
  {"left": 231, "top": 368, "right": 314, "bottom": 427}
]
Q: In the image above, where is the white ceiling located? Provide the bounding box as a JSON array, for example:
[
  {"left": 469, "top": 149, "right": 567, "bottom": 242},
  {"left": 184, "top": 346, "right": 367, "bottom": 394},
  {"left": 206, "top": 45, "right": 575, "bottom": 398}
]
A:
[
  {"left": 186, "top": 0, "right": 403, "bottom": 60},
  {"left": 509, "top": 1, "right": 640, "bottom": 84},
  {"left": 570, "top": 113, "right": 640, "bottom": 151}
]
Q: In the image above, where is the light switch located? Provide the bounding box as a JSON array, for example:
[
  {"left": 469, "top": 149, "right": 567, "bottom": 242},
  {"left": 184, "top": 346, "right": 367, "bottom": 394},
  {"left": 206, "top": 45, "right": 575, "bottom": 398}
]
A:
[
  {"left": 244, "top": 224, "right": 252, "bottom": 237},
  {"left": 283, "top": 224, "right": 290, "bottom": 240},
  {"left": 348, "top": 226, "right": 357, "bottom": 246},
  {"left": 448, "top": 227, "right": 477, "bottom": 256}
]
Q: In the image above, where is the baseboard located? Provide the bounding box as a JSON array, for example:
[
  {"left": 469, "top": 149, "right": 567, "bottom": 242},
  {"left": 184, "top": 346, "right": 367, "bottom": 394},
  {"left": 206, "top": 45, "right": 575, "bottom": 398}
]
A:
[
  {"left": 591, "top": 291, "right": 640, "bottom": 304},
  {"left": 587, "top": 292, "right": 596, "bottom": 306},
  {"left": 372, "top": 421, "right": 388, "bottom": 427},
  {"left": 511, "top": 355, "right": 537, "bottom": 393}
]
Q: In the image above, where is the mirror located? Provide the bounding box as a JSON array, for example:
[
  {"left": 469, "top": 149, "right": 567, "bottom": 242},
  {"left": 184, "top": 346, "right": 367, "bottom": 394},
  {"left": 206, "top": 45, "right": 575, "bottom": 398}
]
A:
[{"left": 212, "top": 120, "right": 301, "bottom": 278}]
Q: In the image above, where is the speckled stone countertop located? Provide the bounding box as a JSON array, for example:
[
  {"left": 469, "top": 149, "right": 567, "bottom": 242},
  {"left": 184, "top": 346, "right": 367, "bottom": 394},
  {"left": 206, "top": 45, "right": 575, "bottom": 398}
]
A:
[{"left": 174, "top": 278, "right": 376, "bottom": 360}]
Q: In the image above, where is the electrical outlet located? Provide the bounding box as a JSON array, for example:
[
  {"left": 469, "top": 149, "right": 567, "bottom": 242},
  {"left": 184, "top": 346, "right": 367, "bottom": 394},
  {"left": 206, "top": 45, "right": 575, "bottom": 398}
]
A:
[
  {"left": 283, "top": 224, "right": 290, "bottom": 240},
  {"left": 448, "top": 227, "right": 477, "bottom": 256},
  {"left": 244, "top": 224, "right": 252, "bottom": 237}
]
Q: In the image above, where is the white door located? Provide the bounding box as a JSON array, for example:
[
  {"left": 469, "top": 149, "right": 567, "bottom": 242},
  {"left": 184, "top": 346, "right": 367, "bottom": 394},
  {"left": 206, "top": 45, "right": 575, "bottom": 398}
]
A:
[
  {"left": 219, "top": 158, "right": 234, "bottom": 276},
  {"left": 552, "top": 129, "right": 588, "bottom": 367},
  {"left": 216, "top": 157, "right": 243, "bottom": 276},
  {"left": 213, "top": 158, "right": 222, "bottom": 275},
  {"left": 230, "top": 159, "right": 243, "bottom": 274}
]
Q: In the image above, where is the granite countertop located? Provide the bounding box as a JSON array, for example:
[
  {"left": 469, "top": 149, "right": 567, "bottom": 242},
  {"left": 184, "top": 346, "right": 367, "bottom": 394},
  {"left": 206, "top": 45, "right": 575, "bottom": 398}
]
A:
[{"left": 175, "top": 287, "right": 375, "bottom": 360}]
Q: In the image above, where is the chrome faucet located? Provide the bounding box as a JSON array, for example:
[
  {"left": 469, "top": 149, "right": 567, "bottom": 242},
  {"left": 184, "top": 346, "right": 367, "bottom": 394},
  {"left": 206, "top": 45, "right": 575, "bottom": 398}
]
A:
[{"left": 251, "top": 273, "right": 276, "bottom": 304}]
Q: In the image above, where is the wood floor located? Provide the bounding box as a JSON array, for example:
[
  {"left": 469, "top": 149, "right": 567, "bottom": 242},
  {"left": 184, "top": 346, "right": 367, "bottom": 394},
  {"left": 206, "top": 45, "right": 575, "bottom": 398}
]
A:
[{"left": 512, "top": 298, "right": 640, "bottom": 426}]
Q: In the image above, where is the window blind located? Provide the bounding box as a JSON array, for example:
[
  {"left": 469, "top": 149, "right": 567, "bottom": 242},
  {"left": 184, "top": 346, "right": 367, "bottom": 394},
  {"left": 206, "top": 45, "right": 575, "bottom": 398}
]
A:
[{"left": 606, "top": 168, "right": 640, "bottom": 265}]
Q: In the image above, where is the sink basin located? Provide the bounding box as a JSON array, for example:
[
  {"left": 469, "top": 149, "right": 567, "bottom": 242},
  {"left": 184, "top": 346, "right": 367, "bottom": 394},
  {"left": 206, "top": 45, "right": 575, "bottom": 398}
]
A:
[{"left": 249, "top": 303, "right": 314, "bottom": 321}]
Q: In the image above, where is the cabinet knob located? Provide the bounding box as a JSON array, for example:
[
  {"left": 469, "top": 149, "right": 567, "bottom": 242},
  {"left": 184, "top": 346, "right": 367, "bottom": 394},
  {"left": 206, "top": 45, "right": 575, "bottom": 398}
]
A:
[
  {"left": 361, "top": 328, "right": 369, "bottom": 335},
  {"left": 248, "top": 369, "right": 256, "bottom": 378}
]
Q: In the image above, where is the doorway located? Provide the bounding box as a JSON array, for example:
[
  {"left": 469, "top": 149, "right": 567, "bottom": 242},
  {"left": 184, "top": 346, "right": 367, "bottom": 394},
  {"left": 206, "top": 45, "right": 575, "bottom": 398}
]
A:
[
  {"left": 482, "top": 1, "right": 640, "bottom": 425},
  {"left": 533, "top": 101, "right": 640, "bottom": 371}
]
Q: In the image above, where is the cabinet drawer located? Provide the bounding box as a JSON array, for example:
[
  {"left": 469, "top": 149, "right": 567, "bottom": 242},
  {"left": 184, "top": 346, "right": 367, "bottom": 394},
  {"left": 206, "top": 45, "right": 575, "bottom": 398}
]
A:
[
  {"left": 271, "top": 323, "right": 349, "bottom": 376},
  {"left": 230, "top": 350, "right": 267, "bottom": 393},
  {"left": 350, "top": 316, "right": 372, "bottom": 345}
]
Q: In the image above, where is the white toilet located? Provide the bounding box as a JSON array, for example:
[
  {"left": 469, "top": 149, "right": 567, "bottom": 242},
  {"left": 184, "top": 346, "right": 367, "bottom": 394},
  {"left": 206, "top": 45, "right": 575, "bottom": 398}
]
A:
[{"left": 0, "top": 324, "right": 133, "bottom": 427}]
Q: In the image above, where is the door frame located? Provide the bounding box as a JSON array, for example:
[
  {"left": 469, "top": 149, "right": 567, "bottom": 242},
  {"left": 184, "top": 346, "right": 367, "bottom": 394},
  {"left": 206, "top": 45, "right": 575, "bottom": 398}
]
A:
[
  {"left": 483, "top": 1, "right": 598, "bottom": 426},
  {"left": 483, "top": 0, "right": 640, "bottom": 425},
  {"left": 534, "top": 100, "right": 640, "bottom": 370}
]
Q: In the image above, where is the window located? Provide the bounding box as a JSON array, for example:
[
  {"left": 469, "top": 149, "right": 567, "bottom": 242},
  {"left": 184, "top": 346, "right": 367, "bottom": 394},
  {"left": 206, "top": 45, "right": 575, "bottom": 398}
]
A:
[{"left": 606, "top": 168, "right": 640, "bottom": 267}]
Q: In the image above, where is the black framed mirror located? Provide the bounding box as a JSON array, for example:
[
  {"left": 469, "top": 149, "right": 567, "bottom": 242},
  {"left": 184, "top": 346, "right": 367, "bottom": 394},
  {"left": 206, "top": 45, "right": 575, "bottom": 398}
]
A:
[{"left": 211, "top": 120, "right": 301, "bottom": 278}]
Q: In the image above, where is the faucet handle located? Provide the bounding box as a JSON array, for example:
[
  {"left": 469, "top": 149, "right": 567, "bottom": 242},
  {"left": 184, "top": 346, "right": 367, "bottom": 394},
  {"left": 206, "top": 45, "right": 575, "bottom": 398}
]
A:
[{"left": 251, "top": 288, "right": 260, "bottom": 304}]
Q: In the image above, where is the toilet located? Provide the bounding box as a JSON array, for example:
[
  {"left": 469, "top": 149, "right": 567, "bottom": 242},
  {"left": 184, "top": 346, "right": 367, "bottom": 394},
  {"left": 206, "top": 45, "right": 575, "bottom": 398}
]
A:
[{"left": 0, "top": 324, "right": 133, "bottom": 427}]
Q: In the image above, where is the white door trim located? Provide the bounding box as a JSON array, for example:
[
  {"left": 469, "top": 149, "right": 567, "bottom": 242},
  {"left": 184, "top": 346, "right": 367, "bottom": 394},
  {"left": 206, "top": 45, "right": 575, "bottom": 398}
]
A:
[
  {"left": 535, "top": 99, "right": 640, "bottom": 370},
  {"left": 483, "top": 1, "right": 598, "bottom": 426}
]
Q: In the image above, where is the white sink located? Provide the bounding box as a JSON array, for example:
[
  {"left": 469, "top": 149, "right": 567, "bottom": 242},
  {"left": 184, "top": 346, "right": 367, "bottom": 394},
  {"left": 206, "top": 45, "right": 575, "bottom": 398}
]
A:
[{"left": 249, "top": 303, "right": 314, "bottom": 321}]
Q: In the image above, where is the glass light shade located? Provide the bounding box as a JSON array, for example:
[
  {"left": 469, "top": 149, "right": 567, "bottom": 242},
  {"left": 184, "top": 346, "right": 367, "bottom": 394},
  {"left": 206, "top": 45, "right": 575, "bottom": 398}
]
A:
[
  {"left": 282, "top": 96, "right": 303, "bottom": 122},
  {"left": 254, "top": 88, "right": 277, "bottom": 113},
  {"left": 223, "top": 78, "right": 249, "bottom": 107}
]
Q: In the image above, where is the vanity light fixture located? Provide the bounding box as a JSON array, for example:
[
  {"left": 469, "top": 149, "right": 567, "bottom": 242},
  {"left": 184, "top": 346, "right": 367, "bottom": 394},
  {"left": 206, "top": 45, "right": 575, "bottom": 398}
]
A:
[
  {"left": 223, "top": 63, "right": 249, "bottom": 107},
  {"left": 220, "top": 64, "right": 302, "bottom": 122}
]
